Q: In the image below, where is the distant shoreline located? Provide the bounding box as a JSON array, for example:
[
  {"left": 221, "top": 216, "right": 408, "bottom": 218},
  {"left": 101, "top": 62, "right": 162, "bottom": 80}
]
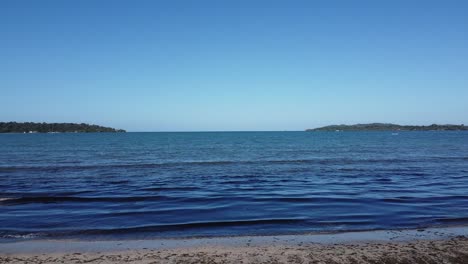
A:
[
  {"left": 2, "top": 130, "right": 468, "bottom": 134},
  {"left": 0, "top": 122, "right": 125, "bottom": 133},
  {"left": 307, "top": 123, "right": 468, "bottom": 132}
]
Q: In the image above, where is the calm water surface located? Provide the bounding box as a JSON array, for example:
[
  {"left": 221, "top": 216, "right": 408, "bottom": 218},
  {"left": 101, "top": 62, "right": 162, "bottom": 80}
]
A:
[{"left": 1, "top": 131, "right": 468, "bottom": 240}]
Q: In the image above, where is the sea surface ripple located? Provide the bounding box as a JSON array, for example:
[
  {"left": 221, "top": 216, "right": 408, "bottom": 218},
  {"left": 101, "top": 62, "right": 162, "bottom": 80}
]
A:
[{"left": 1, "top": 131, "right": 468, "bottom": 240}]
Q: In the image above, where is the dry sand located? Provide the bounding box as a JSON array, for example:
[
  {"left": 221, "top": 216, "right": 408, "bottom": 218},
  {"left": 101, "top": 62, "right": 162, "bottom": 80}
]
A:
[
  {"left": 2, "top": 227, "right": 468, "bottom": 263},
  {"left": 1, "top": 237, "right": 468, "bottom": 264}
]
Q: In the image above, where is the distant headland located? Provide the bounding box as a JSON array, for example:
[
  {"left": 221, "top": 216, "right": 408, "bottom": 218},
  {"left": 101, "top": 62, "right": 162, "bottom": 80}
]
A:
[
  {"left": 307, "top": 123, "right": 467, "bottom": 132},
  {"left": 0, "top": 122, "right": 126, "bottom": 133}
]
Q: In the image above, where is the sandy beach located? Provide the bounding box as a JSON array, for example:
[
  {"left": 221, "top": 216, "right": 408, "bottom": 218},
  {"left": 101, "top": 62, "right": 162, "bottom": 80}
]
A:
[{"left": 2, "top": 227, "right": 468, "bottom": 263}]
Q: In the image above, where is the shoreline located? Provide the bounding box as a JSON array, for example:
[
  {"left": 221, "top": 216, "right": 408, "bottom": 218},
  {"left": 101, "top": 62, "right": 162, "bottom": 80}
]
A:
[
  {"left": 1, "top": 226, "right": 468, "bottom": 263},
  {"left": 2, "top": 226, "right": 468, "bottom": 253},
  {"left": 0, "top": 225, "right": 468, "bottom": 251}
]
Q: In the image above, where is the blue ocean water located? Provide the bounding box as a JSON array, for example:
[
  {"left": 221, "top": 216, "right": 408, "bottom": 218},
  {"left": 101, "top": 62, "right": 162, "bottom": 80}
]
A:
[{"left": 1, "top": 131, "right": 468, "bottom": 241}]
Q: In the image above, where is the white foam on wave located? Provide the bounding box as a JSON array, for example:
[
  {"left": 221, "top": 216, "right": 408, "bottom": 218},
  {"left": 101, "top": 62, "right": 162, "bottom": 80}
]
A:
[
  {"left": 3, "top": 234, "right": 37, "bottom": 239},
  {"left": 2, "top": 233, "right": 41, "bottom": 239}
]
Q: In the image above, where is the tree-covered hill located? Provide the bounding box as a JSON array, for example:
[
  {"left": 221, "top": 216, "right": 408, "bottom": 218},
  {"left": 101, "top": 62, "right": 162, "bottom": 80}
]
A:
[
  {"left": 307, "top": 123, "right": 467, "bottom": 131},
  {"left": 0, "top": 122, "right": 126, "bottom": 133}
]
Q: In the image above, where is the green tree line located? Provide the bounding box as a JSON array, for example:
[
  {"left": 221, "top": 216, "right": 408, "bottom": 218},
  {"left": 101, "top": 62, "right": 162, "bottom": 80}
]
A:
[
  {"left": 307, "top": 123, "right": 467, "bottom": 131},
  {"left": 0, "top": 122, "right": 126, "bottom": 133}
]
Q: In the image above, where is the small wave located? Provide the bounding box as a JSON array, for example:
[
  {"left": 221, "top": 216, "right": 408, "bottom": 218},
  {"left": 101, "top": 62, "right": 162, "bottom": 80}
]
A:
[
  {"left": 63, "top": 218, "right": 308, "bottom": 235},
  {"left": 1, "top": 233, "right": 42, "bottom": 239},
  {"left": 0, "top": 161, "right": 238, "bottom": 172},
  {"left": 0, "top": 218, "right": 307, "bottom": 239},
  {"left": 143, "top": 186, "right": 200, "bottom": 192},
  {"left": 432, "top": 156, "right": 468, "bottom": 161},
  {"left": 0, "top": 157, "right": 434, "bottom": 173},
  {"left": 107, "top": 180, "right": 130, "bottom": 184},
  {"left": 0, "top": 195, "right": 172, "bottom": 205},
  {"left": 436, "top": 217, "right": 468, "bottom": 223},
  {"left": 254, "top": 196, "right": 359, "bottom": 203},
  {"left": 317, "top": 220, "right": 375, "bottom": 226},
  {"left": 374, "top": 178, "right": 392, "bottom": 182},
  {"left": 383, "top": 195, "right": 468, "bottom": 204}
]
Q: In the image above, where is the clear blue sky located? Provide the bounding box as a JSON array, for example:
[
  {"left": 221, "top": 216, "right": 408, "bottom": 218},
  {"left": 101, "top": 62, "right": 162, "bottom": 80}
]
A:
[{"left": 1, "top": 1, "right": 467, "bottom": 131}]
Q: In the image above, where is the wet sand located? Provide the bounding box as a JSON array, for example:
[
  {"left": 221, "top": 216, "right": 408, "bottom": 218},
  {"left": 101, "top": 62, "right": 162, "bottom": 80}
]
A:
[{"left": 1, "top": 227, "right": 468, "bottom": 263}]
